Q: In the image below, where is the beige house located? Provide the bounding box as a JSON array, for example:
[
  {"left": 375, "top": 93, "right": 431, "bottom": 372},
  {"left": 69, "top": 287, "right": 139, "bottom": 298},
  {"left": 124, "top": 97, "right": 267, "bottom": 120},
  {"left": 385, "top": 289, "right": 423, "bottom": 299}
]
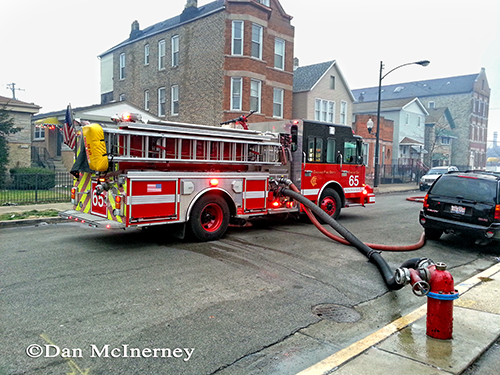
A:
[
  {"left": 0, "top": 95, "right": 40, "bottom": 170},
  {"left": 292, "top": 60, "right": 355, "bottom": 124}
]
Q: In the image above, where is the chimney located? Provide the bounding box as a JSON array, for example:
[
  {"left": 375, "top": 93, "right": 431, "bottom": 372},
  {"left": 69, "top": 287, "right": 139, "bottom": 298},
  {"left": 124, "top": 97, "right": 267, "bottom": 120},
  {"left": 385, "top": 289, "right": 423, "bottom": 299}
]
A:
[
  {"left": 130, "top": 20, "right": 142, "bottom": 39},
  {"left": 293, "top": 57, "right": 299, "bottom": 71},
  {"left": 181, "top": 0, "right": 198, "bottom": 21}
]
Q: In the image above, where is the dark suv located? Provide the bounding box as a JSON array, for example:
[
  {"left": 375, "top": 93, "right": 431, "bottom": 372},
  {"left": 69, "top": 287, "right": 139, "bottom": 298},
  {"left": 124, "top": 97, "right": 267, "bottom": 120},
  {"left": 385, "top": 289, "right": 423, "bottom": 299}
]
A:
[{"left": 419, "top": 171, "right": 500, "bottom": 243}]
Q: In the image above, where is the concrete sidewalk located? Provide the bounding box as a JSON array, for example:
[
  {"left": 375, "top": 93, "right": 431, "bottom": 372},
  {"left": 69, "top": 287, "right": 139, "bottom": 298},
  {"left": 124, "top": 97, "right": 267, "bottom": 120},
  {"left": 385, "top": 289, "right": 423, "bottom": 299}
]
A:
[{"left": 297, "top": 262, "right": 500, "bottom": 375}]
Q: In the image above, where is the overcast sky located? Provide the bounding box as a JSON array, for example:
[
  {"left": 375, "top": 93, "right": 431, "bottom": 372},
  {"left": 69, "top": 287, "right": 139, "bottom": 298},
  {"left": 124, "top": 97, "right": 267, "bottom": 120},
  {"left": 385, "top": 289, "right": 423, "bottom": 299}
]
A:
[{"left": 2, "top": 0, "right": 499, "bottom": 141}]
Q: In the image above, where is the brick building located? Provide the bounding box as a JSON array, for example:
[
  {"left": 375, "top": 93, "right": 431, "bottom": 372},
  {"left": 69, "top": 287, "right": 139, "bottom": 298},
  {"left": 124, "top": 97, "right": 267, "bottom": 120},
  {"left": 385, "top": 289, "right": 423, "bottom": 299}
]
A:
[
  {"left": 0, "top": 95, "right": 40, "bottom": 171},
  {"left": 99, "top": 0, "right": 294, "bottom": 126}
]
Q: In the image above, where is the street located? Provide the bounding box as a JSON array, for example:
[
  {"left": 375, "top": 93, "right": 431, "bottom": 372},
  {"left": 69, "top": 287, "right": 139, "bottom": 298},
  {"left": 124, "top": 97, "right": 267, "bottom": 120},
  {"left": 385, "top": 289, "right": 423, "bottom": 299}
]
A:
[{"left": 1, "top": 191, "right": 499, "bottom": 375}]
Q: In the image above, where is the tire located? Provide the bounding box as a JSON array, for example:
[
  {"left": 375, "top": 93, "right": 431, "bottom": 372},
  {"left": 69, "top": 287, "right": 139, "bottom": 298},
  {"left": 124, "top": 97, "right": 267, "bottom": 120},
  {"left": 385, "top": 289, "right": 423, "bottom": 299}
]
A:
[
  {"left": 425, "top": 228, "right": 442, "bottom": 240},
  {"left": 189, "top": 194, "right": 229, "bottom": 241},
  {"left": 318, "top": 188, "right": 341, "bottom": 220}
]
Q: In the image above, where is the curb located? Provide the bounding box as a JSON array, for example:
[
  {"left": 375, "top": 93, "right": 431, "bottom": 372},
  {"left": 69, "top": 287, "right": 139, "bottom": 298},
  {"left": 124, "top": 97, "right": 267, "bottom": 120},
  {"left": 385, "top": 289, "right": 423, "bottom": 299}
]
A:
[{"left": 0, "top": 217, "right": 66, "bottom": 229}]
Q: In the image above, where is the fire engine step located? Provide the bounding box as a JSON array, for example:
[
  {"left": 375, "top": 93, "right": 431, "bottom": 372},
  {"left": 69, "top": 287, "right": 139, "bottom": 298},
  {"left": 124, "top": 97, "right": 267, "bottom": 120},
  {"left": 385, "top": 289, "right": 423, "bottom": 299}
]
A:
[{"left": 59, "top": 210, "right": 126, "bottom": 229}]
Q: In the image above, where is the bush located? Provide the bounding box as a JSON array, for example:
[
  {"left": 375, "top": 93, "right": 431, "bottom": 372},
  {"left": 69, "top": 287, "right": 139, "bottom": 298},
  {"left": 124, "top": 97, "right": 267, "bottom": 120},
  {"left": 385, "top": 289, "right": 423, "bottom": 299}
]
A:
[{"left": 9, "top": 168, "right": 56, "bottom": 190}]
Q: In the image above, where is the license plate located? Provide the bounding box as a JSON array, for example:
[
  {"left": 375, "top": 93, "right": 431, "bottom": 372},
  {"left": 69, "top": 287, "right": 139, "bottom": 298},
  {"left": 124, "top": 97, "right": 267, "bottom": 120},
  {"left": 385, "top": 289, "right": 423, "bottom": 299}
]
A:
[{"left": 450, "top": 205, "right": 466, "bottom": 215}]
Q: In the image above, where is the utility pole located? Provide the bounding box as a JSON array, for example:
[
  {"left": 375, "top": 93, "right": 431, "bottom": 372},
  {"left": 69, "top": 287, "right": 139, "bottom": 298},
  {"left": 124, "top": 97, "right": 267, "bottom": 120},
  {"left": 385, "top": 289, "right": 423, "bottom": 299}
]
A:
[{"left": 6, "top": 83, "right": 24, "bottom": 100}]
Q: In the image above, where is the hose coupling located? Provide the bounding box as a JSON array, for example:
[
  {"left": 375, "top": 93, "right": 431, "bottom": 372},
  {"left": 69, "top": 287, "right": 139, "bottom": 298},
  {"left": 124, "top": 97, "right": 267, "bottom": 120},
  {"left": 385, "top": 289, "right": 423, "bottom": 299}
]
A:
[
  {"left": 276, "top": 177, "right": 293, "bottom": 186},
  {"left": 394, "top": 267, "right": 411, "bottom": 286}
]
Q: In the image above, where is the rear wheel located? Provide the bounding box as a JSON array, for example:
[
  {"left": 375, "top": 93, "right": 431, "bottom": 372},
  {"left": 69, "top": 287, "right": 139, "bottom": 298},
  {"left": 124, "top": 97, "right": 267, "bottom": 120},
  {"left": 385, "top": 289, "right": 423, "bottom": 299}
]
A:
[
  {"left": 189, "top": 194, "right": 229, "bottom": 241},
  {"left": 425, "top": 228, "right": 442, "bottom": 240},
  {"left": 318, "top": 188, "right": 341, "bottom": 220}
]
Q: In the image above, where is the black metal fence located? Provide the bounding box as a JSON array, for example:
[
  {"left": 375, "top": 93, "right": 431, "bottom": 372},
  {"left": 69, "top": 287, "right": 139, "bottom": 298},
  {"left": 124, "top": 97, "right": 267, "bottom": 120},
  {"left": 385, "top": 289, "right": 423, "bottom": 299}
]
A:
[{"left": 0, "top": 172, "right": 73, "bottom": 205}]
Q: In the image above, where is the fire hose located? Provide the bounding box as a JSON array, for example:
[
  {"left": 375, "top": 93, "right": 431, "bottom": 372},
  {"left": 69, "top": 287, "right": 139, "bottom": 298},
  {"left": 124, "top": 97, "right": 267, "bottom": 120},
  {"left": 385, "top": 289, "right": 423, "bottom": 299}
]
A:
[{"left": 271, "top": 178, "right": 429, "bottom": 291}]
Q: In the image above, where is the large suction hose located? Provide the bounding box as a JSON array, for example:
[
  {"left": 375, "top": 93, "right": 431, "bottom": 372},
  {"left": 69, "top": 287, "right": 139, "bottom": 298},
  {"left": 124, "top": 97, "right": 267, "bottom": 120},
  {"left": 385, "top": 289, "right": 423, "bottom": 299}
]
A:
[{"left": 275, "top": 180, "right": 427, "bottom": 291}]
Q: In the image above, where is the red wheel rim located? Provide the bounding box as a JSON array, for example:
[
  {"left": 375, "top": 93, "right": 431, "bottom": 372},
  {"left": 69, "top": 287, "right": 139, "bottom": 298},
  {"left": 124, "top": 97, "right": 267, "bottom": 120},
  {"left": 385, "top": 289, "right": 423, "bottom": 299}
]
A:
[
  {"left": 200, "top": 203, "right": 223, "bottom": 232},
  {"left": 320, "top": 197, "right": 336, "bottom": 216}
]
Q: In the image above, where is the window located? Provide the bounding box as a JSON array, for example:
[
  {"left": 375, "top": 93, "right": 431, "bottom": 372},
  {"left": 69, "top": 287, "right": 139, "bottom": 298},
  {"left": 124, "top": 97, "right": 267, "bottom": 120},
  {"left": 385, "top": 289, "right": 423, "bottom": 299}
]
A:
[
  {"left": 158, "top": 87, "right": 166, "bottom": 116},
  {"left": 171, "top": 35, "right": 179, "bottom": 67},
  {"left": 144, "top": 44, "right": 150, "bottom": 65},
  {"left": 273, "top": 88, "right": 283, "bottom": 118},
  {"left": 307, "top": 137, "right": 323, "bottom": 162},
  {"left": 326, "top": 138, "right": 336, "bottom": 163},
  {"left": 171, "top": 85, "right": 179, "bottom": 115},
  {"left": 441, "top": 137, "right": 451, "bottom": 145},
  {"left": 256, "top": 0, "right": 270, "bottom": 5},
  {"left": 315, "top": 99, "right": 335, "bottom": 122},
  {"left": 119, "top": 53, "right": 125, "bottom": 80},
  {"left": 250, "top": 79, "right": 261, "bottom": 112},
  {"left": 144, "top": 90, "right": 150, "bottom": 110},
  {"left": 274, "top": 38, "right": 285, "bottom": 70},
  {"left": 428, "top": 101, "right": 435, "bottom": 109},
  {"left": 232, "top": 21, "right": 244, "bottom": 55},
  {"left": 158, "top": 40, "right": 165, "bottom": 70},
  {"left": 251, "top": 24, "right": 263, "bottom": 59},
  {"left": 344, "top": 141, "right": 358, "bottom": 163},
  {"left": 330, "top": 76, "right": 335, "bottom": 90},
  {"left": 119, "top": 94, "right": 125, "bottom": 101},
  {"left": 362, "top": 143, "right": 369, "bottom": 166},
  {"left": 34, "top": 127, "right": 45, "bottom": 140},
  {"left": 340, "top": 101, "right": 347, "bottom": 125},
  {"left": 231, "top": 77, "right": 242, "bottom": 110}
]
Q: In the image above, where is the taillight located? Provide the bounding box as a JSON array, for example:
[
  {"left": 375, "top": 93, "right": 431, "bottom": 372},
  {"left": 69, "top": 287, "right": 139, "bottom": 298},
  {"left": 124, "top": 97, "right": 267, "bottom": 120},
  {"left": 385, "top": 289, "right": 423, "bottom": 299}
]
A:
[
  {"left": 115, "top": 195, "right": 122, "bottom": 210},
  {"left": 494, "top": 205, "right": 500, "bottom": 220},
  {"left": 71, "top": 187, "right": 76, "bottom": 200},
  {"left": 423, "top": 194, "right": 429, "bottom": 209}
]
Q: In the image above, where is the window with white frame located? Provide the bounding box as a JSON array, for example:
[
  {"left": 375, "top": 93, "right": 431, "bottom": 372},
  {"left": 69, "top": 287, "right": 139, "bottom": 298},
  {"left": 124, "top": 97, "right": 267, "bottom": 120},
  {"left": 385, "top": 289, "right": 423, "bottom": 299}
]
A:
[
  {"left": 158, "top": 40, "right": 165, "bottom": 70},
  {"left": 231, "top": 77, "right": 242, "bottom": 110},
  {"left": 274, "top": 38, "right": 285, "bottom": 70},
  {"left": 440, "top": 136, "right": 451, "bottom": 145},
  {"left": 119, "top": 53, "right": 125, "bottom": 80},
  {"left": 144, "top": 44, "right": 150, "bottom": 65},
  {"left": 315, "top": 99, "right": 335, "bottom": 123},
  {"left": 273, "top": 88, "right": 284, "bottom": 118},
  {"left": 362, "top": 143, "right": 369, "bottom": 166},
  {"left": 250, "top": 79, "right": 262, "bottom": 113},
  {"left": 251, "top": 24, "right": 263, "bottom": 59},
  {"left": 119, "top": 94, "right": 125, "bottom": 101},
  {"left": 340, "top": 101, "right": 347, "bottom": 125},
  {"left": 171, "top": 85, "right": 179, "bottom": 115},
  {"left": 144, "top": 90, "right": 150, "bottom": 110},
  {"left": 256, "top": 0, "right": 270, "bottom": 6},
  {"left": 158, "top": 87, "right": 166, "bottom": 116},
  {"left": 232, "top": 21, "right": 244, "bottom": 55},
  {"left": 34, "top": 126, "right": 45, "bottom": 140},
  {"left": 171, "top": 35, "right": 179, "bottom": 67}
]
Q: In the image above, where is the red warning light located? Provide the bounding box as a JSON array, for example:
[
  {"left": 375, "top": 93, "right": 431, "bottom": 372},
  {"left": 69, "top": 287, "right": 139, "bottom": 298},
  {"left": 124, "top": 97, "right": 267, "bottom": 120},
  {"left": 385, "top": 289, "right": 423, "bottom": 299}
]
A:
[{"left": 209, "top": 179, "right": 219, "bottom": 187}]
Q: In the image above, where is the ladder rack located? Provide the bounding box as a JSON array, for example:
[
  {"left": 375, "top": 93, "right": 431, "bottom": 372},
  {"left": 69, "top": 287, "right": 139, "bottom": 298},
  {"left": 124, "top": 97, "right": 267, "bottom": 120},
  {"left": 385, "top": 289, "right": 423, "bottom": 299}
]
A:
[{"left": 102, "top": 120, "right": 284, "bottom": 166}]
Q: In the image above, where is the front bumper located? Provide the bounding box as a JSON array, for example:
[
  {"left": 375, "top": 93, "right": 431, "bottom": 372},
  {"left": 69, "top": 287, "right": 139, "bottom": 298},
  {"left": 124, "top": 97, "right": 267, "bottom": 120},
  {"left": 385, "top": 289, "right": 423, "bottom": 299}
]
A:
[{"left": 419, "top": 210, "right": 500, "bottom": 240}]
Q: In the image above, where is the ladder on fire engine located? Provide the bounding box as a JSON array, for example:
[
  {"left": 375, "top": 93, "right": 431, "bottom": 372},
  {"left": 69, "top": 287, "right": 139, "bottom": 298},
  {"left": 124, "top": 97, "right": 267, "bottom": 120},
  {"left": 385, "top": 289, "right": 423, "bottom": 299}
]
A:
[{"left": 102, "top": 119, "right": 283, "bottom": 166}]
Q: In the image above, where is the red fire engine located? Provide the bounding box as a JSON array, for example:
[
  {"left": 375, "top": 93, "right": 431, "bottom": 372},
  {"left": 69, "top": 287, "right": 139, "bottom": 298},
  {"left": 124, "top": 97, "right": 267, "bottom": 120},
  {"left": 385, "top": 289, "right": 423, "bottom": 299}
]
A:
[{"left": 60, "top": 113, "right": 375, "bottom": 241}]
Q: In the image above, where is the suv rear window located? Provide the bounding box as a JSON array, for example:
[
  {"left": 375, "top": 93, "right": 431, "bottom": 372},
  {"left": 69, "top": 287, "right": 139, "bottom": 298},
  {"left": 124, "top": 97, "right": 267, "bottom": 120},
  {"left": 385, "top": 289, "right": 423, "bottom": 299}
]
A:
[{"left": 431, "top": 175, "right": 498, "bottom": 204}]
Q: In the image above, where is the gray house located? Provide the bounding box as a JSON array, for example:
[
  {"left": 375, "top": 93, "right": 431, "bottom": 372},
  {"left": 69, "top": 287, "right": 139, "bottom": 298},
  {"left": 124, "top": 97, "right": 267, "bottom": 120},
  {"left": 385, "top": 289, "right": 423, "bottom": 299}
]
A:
[{"left": 353, "top": 97, "right": 428, "bottom": 167}]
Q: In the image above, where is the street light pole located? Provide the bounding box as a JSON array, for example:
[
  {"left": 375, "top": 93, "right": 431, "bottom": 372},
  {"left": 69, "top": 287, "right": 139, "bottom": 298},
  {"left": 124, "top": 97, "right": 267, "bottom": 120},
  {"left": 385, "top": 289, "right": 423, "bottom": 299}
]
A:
[{"left": 373, "top": 60, "right": 430, "bottom": 187}]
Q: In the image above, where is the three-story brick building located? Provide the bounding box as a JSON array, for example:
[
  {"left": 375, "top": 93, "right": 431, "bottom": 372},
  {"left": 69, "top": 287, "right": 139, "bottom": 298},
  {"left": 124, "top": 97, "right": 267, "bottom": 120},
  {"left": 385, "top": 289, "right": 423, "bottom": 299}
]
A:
[{"left": 99, "top": 0, "right": 294, "bottom": 126}]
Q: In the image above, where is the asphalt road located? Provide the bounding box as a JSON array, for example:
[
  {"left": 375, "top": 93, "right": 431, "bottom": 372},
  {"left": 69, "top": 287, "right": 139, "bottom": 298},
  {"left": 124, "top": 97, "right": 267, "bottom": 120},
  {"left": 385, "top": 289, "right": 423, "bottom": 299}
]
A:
[{"left": 1, "top": 192, "right": 499, "bottom": 375}]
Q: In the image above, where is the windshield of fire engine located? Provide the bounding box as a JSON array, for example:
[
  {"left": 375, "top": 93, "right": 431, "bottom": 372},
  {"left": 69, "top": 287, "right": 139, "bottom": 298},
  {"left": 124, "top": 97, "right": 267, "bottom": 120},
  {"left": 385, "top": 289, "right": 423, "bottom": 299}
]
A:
[{"left": 343, "top": 140, "right": 359, "bottom": 164}]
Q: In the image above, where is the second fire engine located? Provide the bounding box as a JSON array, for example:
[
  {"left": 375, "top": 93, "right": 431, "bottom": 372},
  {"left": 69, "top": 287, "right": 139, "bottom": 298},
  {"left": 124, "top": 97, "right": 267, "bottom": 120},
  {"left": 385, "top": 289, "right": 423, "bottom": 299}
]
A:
[{"left": 60, "top": 113, "right": 375, "bottom": 241}]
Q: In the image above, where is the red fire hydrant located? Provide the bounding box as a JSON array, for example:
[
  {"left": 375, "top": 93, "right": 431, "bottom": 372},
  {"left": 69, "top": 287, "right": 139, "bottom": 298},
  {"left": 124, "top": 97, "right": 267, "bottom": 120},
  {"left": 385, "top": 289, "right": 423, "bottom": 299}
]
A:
[{"left": 426, "top": 262, "right": 459, "bottom": 340}]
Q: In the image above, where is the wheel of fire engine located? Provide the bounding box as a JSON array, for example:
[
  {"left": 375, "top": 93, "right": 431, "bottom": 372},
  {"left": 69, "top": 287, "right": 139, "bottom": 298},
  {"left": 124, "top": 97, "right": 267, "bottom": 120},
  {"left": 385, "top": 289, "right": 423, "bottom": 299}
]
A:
[
  {"left": 424, "top": 227, "right": 442, "bottom": 240},
  {"left": 318, "top": 188, "right": 341, "bottom": 221},
  {"left": 189, "top": 194, "right": 230, "bottom": 241}
]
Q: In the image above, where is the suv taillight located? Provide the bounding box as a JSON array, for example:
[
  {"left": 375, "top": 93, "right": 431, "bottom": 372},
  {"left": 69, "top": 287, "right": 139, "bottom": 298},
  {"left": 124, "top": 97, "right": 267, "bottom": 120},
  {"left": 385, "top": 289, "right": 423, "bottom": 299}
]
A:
[
  {"left": 495, "top": 205, "right": 500, "bottom": 220},
  {"left": 423, "top": 194, "right": 429, "bottom": 209}
]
